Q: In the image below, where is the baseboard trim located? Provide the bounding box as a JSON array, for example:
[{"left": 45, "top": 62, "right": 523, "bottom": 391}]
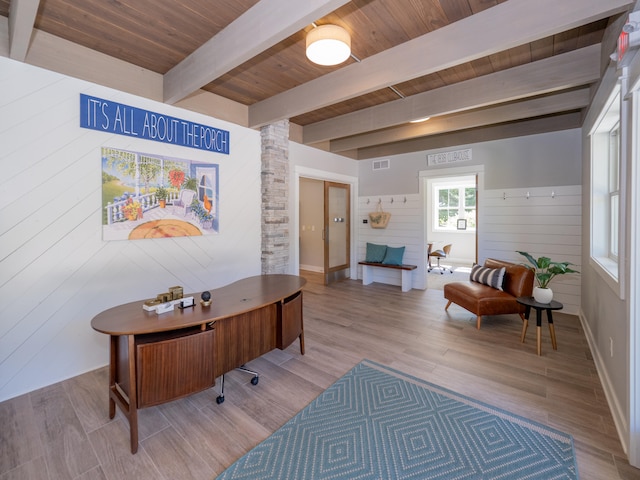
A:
[
  {"left": 299, "top": 265, "right": 323, "bottom": 273},
  {"left": 578, "top": 308, "right": 628, "bottom": 455}
]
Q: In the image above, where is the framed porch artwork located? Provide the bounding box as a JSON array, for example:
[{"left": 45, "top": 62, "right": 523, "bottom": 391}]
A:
[{"left": 101, "top": 147, "right": 219, "bottom": 241}]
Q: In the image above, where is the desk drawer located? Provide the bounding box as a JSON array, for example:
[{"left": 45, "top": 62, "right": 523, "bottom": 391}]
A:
[{"left": 136, "top": 328, "right": 215, "bottom": 408}]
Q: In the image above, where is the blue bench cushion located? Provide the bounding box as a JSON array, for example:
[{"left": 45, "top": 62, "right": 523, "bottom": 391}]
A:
[
  {"left": 382, "top": 246, "right": 405, "bottom": 266},
  {"left": 365, "top": 242, "right": 387, "bottom": 263}
]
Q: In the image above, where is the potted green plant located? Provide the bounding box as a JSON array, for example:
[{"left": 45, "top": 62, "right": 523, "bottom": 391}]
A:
[
  {"left": 191, "top": 199, "right": 214, "bottom": 229},
  {"left": 516, "top": 251, "right": 579, "bottom": 303},
  {"left": 155, "top": 185, "right": 168, "bottom": 208},
  {"left": 182, "top": 176, "right": 198, "bottom": 192}
]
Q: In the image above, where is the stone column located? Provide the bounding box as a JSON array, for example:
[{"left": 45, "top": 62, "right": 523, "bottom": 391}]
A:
[{"left": 260, "top": 120, "right": 290, "bottom": 274}]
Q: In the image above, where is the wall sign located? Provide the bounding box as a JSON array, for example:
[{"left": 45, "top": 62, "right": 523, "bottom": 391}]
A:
[
  {"left": 80, "top": 94, "right": 229, "bottom": 154},
  {"left": 427, "top": 148, "right": 472, "bottom": 166}
]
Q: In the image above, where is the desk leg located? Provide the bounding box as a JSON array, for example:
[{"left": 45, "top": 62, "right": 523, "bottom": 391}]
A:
[
  {"left": 127, "top": 335, "right": 139, "bottom": 454},
  {"left": 536, "top": 308, "right": 543, "bottom": 356},
  {"left": 547, "top": 309, "right": 557, "bottom": 350},
  {"left": 521, "top": 306, "right": 531, "bottom": 343},
  {"left": 109, "top": 336, "right": 117, "bottom": 419},
  {"left": 299, "top": 328, "right": 305, "bottom": 355}
]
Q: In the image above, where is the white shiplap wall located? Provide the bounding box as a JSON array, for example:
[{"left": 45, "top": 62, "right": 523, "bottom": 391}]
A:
[
  {"left": 479, "top": 185, "right": 582, "bottom": 314},
  {"left": 0, "top": 58, "right": 262, "bottom": 401},
  {"left": 357, "top": 194, "right": 426, "bottom": 290}
]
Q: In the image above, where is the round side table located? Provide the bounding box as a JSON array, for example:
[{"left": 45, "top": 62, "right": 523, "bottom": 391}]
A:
[{"left": 516, "top": 296, "right": 563, "bottom": 356}]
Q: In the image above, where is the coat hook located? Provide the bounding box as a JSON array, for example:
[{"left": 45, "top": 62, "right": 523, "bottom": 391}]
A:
[
  {"left": 403, "top": 196, "right": 407, "bottom": 203},
  {"left": 503, "top": 192, "right": 506, "bottom": 200},
  {"left": 391, "top": 197, "right": 394, "bottom": 204},
  {"left": 378, "top": 198, "right": 382, "bottom": 204},
  {"left": 526, "top": 191, "right": 530, "bottom": 199},
  {"left": 551, "top": 191, "right": 555, "bottom": 198},
  {"left": 367, "top": 198, "right": 370, "bottom": 204}
]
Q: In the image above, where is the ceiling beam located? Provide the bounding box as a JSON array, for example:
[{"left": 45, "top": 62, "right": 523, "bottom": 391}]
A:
[
  {"left": 248, "top": 0, "right": 632, "bottom": 128},
  {"left": 330, "top": 88, "right": 591, "bottom": 152},
  {"left": 306, "top": 46, "right": 600, "bottom": 145},
  {"left": 8, "top": 0, "right": 39, "bottom": 61},
  {"left": 163, "top": 0, "right": 351, "bottom": 105},
  {"left": 356, "top": 113, "right": 583, "bottom": 160}
]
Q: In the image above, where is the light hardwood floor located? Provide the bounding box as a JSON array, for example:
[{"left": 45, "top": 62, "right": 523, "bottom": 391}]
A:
[{"left": 1, "top": 272, "right": 638, "bottom": 480}]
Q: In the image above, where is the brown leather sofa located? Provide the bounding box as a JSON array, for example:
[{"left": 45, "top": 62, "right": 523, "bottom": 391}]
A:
[{"left": 444, "top": 258, "right": 534, "bottom": 329}]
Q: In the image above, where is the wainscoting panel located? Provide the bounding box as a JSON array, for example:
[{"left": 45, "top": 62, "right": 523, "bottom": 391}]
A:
[
  {"left": 357, "top": 194, "right": 425, "bottom": 290},
  {"left": 480, "top": 185, "right": 582, "bottom": 314}
]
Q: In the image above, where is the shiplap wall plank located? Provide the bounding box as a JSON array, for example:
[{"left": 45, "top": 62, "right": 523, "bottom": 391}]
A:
[
  {"left": 0, "top": 84, "right": 81, "bottom": 184},
  {"left": 480, "top": 185, "right": 581, "bottom": 314},
  {"left": 357, "top": 194, "right": 425, "bottom": 290},
  {"left": 0, "top": 58, "right": 262, "bottom": 401}
]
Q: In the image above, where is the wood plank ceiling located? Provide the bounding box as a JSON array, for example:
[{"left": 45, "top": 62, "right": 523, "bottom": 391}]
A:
[{"left": 1, "top": 0, "right": 634, "bottom": 159}]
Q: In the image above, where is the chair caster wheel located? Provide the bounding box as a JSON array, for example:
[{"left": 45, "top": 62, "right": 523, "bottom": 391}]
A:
[
  {"left": 216, "top": 395, "right": 225, "bottom": 404},
  {"left": 251, "top": 376, "right": 259, "bottom": 386}
]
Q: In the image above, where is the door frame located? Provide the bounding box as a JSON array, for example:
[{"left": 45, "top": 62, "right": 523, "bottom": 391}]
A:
[
  {"left": 294, "top": 166, "right": 358, "bottom": 279},
  {"left": 419, "top": 165, "right": 484, "bottom": 286}
]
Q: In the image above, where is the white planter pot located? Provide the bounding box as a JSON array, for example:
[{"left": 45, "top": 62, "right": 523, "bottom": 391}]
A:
[{"left": 533, "top": 287, "right": 553, "bottom": 304}]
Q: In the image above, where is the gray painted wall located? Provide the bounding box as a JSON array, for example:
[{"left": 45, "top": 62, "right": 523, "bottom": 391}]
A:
[
  {"left": 358, "top": 129, "right": 582, "bottom": 196},
  {"left": 580, "top": 63, "right": 631, "bottom": 455}
]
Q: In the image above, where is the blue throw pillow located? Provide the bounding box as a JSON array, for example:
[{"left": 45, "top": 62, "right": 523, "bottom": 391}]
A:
[
  {"left": 365, "top": 243, "right": 387, "bottom": 263},
  {"left": 382, "top": 246, "right": 405, "bottom": 265}
]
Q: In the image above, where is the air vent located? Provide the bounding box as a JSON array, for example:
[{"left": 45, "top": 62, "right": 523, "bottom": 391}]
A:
[{"left": 372, "top": 159, "right": 390, "bottom": 171}]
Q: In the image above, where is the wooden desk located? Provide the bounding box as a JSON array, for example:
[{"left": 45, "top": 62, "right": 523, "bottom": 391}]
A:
[{"left": 91, "top": 274, "right": 306, "bottom": 453}]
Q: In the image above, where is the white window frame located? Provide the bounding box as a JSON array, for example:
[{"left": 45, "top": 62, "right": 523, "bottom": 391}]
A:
[
  {"left": 589, "top": 79, "right": 625, "bottom": 298},
  {"left": 432, "top": 180, "right": 476, "bottom": 232}
]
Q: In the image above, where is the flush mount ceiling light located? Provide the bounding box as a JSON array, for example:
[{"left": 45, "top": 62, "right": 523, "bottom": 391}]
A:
[
  {"left": 410, "top": 116, "right": 431, "bottom": 123},
  {"left": 306, "top": 24, "right": 351, "bottom": 66}
]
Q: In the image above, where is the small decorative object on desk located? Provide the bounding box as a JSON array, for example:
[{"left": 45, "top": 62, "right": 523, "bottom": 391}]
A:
[
  {"left": 178, "top": 296, "right": 195, "bottom": 309},
  {"left": 516, "top": 251, "right": 579, "bottom": 304},
  {"left": 155, "top": 302, "right": 175, "bottom": 314},
  {"left": 201, "top": 291, "right": 212, "bottom": 307},
  {"left": 143, "top": 286, "right": 187, "bottom": 314},
  {"left": 369, "top": 203, "right": 391, "bottom": 229},
  {"left": 169, "top": 286, "right": 183, "bottom": 300}
]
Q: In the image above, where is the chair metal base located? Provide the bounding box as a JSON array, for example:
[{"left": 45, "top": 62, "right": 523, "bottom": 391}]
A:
[
  {"left": 428, "top": 257, "right": 453, "bottom": 274},
  {"left": 216, "top": 365, "right": 259, "bottom": 404}
]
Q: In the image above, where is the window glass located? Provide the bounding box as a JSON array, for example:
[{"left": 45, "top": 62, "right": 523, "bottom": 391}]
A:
[
  {"left": 434, "top": 183, "right": 476, "bottom": 231},
  {"left": 590, "top": 85, "right": 620, "bottom": 279}
]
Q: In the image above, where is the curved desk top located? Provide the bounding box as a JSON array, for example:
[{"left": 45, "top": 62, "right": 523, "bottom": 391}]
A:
[{"left": 91, "top": 274, "right": 306, "bottom": 336}]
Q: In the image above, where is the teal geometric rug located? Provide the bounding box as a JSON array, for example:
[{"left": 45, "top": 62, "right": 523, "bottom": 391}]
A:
[{"left": 217, "top": 360, "right": 579, "bottom": 479}]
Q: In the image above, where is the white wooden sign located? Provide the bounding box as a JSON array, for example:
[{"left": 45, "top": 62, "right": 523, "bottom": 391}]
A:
[{"left": 427, "top": 148, "right": 472, "bottom": 166}]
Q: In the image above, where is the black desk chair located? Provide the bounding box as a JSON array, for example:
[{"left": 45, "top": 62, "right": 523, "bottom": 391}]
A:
[{"left": 428, "top": 244, "right": 453, "bottom": 274}]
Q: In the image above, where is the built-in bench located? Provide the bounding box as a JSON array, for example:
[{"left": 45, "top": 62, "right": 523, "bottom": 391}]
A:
[{"left": 358, "top": 261, "right": 417, "bottom": 292}]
